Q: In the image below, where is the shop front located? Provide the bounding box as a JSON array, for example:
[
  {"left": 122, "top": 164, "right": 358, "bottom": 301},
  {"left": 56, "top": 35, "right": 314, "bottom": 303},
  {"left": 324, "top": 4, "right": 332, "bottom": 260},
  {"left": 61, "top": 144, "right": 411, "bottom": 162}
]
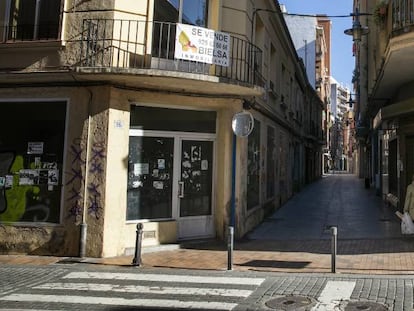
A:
[
  {"left": 374, "top": 101, "right": 414, "bottom": 209},
  {"left": 127, "top": 106, "right": 217, "bottom": 241},
  {"left": 0, "top": 100, "right": 66, "bottom": 225}
]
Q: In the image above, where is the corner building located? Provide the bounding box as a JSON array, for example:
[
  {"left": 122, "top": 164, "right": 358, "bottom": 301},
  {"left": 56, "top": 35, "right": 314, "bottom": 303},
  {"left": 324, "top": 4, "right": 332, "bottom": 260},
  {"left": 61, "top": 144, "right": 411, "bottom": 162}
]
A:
[{"left": 0, "top": 0, "right": 323, "bottom": 257}]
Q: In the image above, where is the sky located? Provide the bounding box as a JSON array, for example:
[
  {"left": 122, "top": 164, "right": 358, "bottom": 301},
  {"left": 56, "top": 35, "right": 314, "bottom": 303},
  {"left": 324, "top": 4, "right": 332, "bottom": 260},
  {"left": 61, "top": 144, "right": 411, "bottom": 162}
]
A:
[{"left": 280, "top": 0, "right": 354, "bottom": 88}]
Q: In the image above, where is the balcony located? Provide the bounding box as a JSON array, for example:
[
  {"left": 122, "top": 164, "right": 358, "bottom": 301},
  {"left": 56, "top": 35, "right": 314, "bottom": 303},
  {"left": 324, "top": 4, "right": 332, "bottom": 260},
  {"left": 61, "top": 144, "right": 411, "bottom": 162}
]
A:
[
  {"left": 392, "top": 2, "right": 414, "bottom": 33},
  {"left": 373, "top": 3, "right": 414, "bottom": 99},
  {"left": 73, "top": 19, "right": 264, "bottom": 96}
]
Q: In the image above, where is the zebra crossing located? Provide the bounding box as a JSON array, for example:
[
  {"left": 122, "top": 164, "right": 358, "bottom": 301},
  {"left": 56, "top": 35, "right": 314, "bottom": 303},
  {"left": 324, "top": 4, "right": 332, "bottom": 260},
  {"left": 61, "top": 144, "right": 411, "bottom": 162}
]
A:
[{"left": 0, "top": 271, "right": 265, "bottom": 310}]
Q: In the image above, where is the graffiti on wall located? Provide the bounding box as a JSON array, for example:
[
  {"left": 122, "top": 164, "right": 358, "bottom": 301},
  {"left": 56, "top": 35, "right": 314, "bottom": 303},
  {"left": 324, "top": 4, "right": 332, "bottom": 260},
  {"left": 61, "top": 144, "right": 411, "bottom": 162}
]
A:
[
  {"left": 88, "top": 141, "right": 105, "bottom": 219},
  {"left": 0, "top": 151, "right": 58, "bottom": 223},
  {"left": 66, "top": 138, "right": 84, "bottom": 220},
  {"left": 66, "top": 138, "right": 105, "bottom": 222}
]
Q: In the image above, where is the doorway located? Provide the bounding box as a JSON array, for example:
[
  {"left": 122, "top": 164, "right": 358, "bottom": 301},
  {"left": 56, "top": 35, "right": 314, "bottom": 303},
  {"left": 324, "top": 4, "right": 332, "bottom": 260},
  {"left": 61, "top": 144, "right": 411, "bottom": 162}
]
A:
[
  {"left": 178, "top": 138, "right": 214, "bottom": 239},
  {"left": 127, "top": 131, "right": 215, "bottom": 240}
]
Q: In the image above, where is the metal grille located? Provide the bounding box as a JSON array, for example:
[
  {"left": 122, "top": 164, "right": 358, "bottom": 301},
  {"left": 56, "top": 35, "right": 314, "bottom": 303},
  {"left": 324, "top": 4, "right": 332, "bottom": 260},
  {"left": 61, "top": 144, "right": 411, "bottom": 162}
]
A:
[{"left": 78, "top": 19, "right": 264, "bottom": 87}]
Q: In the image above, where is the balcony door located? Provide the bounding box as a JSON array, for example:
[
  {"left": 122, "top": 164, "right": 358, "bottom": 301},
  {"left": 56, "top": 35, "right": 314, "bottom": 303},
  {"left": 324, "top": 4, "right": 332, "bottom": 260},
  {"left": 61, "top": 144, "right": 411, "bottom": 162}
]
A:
[
  {"left": 154, "top": 0, "right": 208, "bottom": 26},
  {"left": 152, "top": 0, "right": 209, "bottom": 70}
]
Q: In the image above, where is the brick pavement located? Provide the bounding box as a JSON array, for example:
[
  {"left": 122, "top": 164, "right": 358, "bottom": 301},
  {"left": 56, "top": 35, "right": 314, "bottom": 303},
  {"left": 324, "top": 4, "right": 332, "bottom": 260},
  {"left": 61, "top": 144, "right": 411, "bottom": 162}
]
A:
[
  {"left": 138, "top": 238, "right": 414, "bottom": 274},
  {"left": 1, "top": 174, "right": 413, "bottom": 276},
  {"left": 2, "top": 237, "right": 414, "bottom": 275}
]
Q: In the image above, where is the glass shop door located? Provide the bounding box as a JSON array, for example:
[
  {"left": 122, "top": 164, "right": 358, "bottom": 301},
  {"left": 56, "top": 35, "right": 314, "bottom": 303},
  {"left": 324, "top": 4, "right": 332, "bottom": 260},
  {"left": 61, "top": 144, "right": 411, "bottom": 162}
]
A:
[{"left": 177, "top": 138, "right": 215, "bottom": 240}]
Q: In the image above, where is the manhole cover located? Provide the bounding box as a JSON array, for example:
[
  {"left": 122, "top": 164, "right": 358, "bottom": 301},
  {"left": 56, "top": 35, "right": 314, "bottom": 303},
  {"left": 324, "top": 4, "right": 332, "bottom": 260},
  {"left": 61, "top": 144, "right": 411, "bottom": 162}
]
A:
[
  {"left": 344, "top": 301, "right": 388, "bottom": 311},
  {"left": 265, "top": 296, "right": 315, "bottom": 310}
]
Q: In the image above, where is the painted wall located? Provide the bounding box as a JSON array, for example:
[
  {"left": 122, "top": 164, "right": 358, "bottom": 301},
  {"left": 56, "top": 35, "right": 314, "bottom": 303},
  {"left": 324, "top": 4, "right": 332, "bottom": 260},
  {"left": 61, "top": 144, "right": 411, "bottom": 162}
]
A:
[
  {"left": 0, "top": 86, "right": 92, "bottom": 256},
  {"left": 284, "top": 15, "right": 317, "bottom": 88}
]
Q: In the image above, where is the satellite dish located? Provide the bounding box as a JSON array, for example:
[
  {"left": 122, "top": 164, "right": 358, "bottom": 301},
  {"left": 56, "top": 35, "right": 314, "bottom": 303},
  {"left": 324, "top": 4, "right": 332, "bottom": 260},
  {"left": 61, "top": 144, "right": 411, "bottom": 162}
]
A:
[{"left": 232, "top": 111, "right": 254, "bottom": 137}]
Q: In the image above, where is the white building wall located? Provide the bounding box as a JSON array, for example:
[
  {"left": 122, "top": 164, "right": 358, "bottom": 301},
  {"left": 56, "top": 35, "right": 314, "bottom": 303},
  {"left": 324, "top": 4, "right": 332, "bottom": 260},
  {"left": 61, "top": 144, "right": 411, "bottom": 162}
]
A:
[{"left": 283, "top": 15, "right": 317, "bottom": 88}]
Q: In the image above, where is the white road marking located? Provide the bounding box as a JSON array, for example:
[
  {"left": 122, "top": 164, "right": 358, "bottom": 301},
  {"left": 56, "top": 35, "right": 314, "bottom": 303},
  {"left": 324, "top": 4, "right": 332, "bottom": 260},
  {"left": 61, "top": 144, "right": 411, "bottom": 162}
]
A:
[
  {"left": 63, "top": 271, "right": 265, "bottom": 285},
  {"left": 311, "top": 281, "right": 356, "bottom": 311},
  {"left": 34, "top": 282, "right": 254, "bottom": 297},
  {"left": 0, "top": 294, "right": 237, "bottom": 310}
]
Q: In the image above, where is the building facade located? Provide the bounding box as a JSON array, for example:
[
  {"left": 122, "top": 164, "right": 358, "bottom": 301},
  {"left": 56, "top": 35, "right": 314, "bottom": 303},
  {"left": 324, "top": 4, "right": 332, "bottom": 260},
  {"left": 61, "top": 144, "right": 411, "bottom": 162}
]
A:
[
  {"left": 330, "top": 78, "right": 352, "bottom": 171},
  {"left": 282, "top": 9, "right": 330, "bottom": 176},
  {"left": 352, "top": 0, "right": 414, "bottom": 207},
  {"left": 0, "top": 0, "right": 323, "bottom": 257}
]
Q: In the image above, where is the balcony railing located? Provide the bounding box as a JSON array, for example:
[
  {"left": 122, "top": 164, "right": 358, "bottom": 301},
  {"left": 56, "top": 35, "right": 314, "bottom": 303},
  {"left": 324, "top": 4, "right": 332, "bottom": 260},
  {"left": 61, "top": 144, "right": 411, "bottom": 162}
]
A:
[
  {"left": 392, "top": 2, "right": 414, "bottom": 32},
  {"left": 77, "top": 19, "right": 264, "bottom": 87}
]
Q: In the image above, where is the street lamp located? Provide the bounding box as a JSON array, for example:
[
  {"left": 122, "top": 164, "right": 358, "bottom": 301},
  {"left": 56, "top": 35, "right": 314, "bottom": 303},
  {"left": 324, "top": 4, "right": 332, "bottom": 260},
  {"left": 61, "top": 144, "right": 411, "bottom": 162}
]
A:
[
  {"left": 344, "top": 8, "right": 369, "bottom": 42},
  {"left": 347, "top": 93, "right": 357, "bottom": 108},
  {"left": 344, "top": 8, "right": 370, "bottom": 186},
  {"left": 343, "top": 7, "right": 370, "bottom": 119}
]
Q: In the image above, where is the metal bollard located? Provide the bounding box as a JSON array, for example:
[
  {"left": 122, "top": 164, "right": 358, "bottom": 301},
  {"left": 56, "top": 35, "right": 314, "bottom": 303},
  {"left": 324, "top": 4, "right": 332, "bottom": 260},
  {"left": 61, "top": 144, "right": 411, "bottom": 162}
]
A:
[
  {"left": 132, "top": 223, "right": 143, "bottom": 266},
  {"left": 330, "top": 226, "right": 337, "bottom": 273},
  {"left": 227, "top": 226, "right": 234, "bottom": 271}
]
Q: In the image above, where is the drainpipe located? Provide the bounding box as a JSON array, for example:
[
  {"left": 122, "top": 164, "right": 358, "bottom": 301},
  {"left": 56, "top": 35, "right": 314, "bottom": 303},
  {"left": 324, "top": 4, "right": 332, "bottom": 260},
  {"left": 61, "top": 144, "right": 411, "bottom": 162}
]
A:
[
  {"left": 33, "top": 0, "right": 41, "bottom": 40},
  {"left": 79, "top": 89, "right": 93, "bottom": 258},
  {"left": 178, "top": 0, "right": 183, "bottom": 23}
]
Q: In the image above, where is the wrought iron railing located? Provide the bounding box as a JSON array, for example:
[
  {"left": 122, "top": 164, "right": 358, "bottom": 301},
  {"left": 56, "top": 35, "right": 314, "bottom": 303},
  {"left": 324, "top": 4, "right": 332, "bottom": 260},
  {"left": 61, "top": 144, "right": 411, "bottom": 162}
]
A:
[
  {"left": 392, "top": 1, "right": 414, "bottom": 31},
  {"left": 78, "top": 19, "right": 264, "bottom": 87}
]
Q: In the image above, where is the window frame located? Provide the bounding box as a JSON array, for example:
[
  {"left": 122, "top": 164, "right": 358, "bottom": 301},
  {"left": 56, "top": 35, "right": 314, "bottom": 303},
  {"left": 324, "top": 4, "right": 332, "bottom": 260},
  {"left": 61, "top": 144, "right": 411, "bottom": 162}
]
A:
[
  {"left": 2, "top": 0, "right": 63, "bottom": 42},
  {"left": 154, "top": 0, "right": 209, "bottom": 27},
  {"left": 0, "top": 99, "right": 68, "bottom": 225}
]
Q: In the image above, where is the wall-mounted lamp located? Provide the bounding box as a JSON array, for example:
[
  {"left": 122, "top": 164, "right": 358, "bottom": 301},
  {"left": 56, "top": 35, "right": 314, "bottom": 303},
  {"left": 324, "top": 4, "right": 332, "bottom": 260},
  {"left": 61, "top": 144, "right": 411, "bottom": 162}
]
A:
[
  {"left": 344, "top": 8, "right": 369, "bottom": 42},
  {"left": 347, "top": 94, "right": 357, "bottom": 108}
]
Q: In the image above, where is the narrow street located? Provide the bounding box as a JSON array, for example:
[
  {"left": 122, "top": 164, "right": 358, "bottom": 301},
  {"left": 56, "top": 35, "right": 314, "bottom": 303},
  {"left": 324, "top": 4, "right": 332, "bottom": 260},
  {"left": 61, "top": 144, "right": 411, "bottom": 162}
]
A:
[
  {"left": 248, "top": 172, "right": 403, "bottom": 241},
  {"left": 1, "top": 174, "right": 414, "bottom": 310},
  {"left": 135, "top": 172, "right": 414, "bottom": 275}
]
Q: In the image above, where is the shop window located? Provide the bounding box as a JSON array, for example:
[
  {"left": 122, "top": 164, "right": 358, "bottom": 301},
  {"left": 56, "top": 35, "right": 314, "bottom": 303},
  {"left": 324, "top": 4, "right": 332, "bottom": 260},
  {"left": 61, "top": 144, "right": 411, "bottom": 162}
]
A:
[
  {"left": 127, "top": 136, "right": 174, "bottom": 220},
  {"left": 3, "top": 0, "right": 61, "bottom": 42},
  {"left": 247, "top": 119, "right": 260, "bottom": 210},
  {"left": 0, "top": 101, "right": 66, "bottom": 223}
]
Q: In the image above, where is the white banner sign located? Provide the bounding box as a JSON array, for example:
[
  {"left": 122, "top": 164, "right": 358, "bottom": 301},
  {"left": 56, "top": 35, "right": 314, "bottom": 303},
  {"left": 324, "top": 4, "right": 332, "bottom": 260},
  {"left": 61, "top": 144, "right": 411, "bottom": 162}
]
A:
[{"left": 175, "top": 23, "right": 230, "bottom": 67}]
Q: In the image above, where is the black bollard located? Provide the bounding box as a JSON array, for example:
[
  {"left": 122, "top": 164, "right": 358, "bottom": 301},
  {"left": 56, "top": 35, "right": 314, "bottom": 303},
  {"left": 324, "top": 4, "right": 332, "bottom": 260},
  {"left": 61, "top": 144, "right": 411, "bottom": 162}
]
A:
[
  {"left": 132, "top": 223, "right": 143, "bottom": 266},
  {"left": 330, "top": 226, "right": 337, "bottom": 273},
  {"left": 227, "top": 226, "right": 234, "bottom": 271}
]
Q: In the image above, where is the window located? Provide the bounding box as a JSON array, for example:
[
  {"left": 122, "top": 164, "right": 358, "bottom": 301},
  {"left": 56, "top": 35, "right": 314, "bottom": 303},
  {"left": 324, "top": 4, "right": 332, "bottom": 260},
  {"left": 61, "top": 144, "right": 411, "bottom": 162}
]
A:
[
  {"left": 127, "top": 136, "right": 174, "bottom": 220},
  {"left": 152, "top": 0, "right": 209, "bottom": 58},
  {"left": 4, "top": 0, "right": 61, "bottom": 41},
  {"left": 0, "top": 101, "right": 66, "bottom": 223},
  {"left": 154, "top": 0, "right": 209, "bottom": 27},
  {"left": 247, "top": 119, "right": 260, "bottom": 210}
]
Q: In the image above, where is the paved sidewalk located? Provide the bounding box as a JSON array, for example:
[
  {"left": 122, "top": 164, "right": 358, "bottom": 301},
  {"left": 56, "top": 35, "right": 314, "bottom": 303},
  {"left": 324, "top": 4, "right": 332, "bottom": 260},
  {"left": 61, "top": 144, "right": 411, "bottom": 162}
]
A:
[
  {"left": 2, "top": 173, "right": 414, "bottom": 275},
  {"left": 2, "top": 236, "right": 414, "bottom": 275}
]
